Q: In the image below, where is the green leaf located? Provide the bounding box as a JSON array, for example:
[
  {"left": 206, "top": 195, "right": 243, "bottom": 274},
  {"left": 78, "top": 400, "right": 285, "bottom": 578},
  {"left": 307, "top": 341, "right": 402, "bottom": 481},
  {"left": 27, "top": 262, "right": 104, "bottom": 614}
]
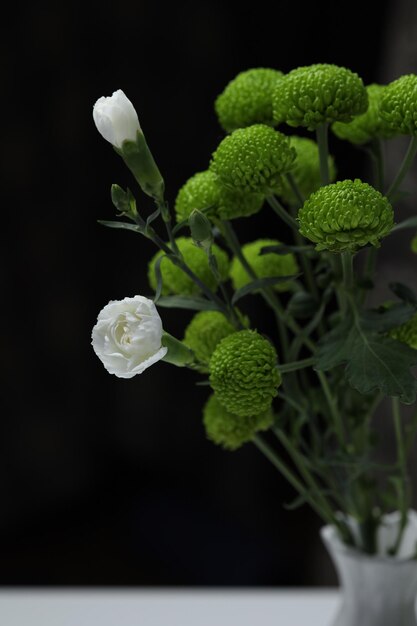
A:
[
  {"left": 231, "top": 274, "right": 301, "bottom": 305},
  {"left": 156, "top": 295, "right": 221, "bottom": 311},
  {"left": 360, "top": 302, "right": 417, "bottom": 333},
  {"left": 152, "top": 254, "right": 168, "bottom": 303},
  {"left": 389, "top": 282, "right": 417, "bottom": 305},
  {"left": 97, "top": 220, "right": 142, "bottom": 233},
  {"left": 316, "top": 308, "right": 417, "bottom": 404},
  {"left": 259, "top": 244, "right": 314, "bottom": 255},
  {"left": 391, "top": 216, "right": 417, "bottom": 233}
]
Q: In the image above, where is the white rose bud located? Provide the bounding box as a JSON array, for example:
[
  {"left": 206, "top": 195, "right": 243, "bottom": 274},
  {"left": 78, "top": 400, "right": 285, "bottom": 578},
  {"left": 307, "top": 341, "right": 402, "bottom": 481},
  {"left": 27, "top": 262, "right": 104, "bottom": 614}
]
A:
[
  {"left": 93, "top": 89, "right": 140, "bottom": 149},
  {"left": 92, "top": 295, "right": 168, "bottom": 378}
]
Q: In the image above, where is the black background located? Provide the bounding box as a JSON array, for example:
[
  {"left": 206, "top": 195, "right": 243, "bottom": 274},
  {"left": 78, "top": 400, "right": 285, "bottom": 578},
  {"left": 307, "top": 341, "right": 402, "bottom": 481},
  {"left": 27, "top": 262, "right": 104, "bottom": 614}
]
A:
[{"left": 1, "top": 0, "right": 414, "bottom": 586}]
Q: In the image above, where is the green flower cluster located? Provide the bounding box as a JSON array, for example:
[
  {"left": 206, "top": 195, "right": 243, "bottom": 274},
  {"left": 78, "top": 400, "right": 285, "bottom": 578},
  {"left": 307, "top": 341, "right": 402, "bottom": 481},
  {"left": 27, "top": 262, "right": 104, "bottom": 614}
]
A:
[
  {"left": 183, "top": 310, "right": 238, "bottom": 366},
  {"left": 215, "top": 68, "right": 284, "bottom": 133},
  {"left": 332, "top": 84, "right": 396, "bottom": 145},
  {"left": 148, "top": 236, "right": 230, "bottom": 295},
  {"left": 203, "top": 393, "right": 273, "bottom": 450},
  {"left": 390, "top": 313, "right": 417, "bottom": 350},
  {"left": 298, "top": 179, "right": 394, "bottom": 252},
  {"left": 174, "top": 170, "right": 264, "bottom": 222},
  {"left": 277, "top": 136, "right": 336, "bottom": 206},
  {"left": 210, "top": 124, "right": 296, "bottom": 194},
  {"left": 230, "top": 239, "right": 298, "bottom": 293},
  {"left": 272, "top": 64, "right": 368, "bottom": 130},
  {"left": 380, "top": 74, "right": 417, "bottom": 136},
  {"left": 209, "top": 329, "right": 281, "bottom": 416}
]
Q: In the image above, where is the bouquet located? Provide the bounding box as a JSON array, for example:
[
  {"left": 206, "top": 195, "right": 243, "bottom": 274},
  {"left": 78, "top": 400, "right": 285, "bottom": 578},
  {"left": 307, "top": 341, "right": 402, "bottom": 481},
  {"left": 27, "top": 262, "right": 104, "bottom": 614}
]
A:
[{"left": 91, "top": 65, "right": 417, "bottom": 562}]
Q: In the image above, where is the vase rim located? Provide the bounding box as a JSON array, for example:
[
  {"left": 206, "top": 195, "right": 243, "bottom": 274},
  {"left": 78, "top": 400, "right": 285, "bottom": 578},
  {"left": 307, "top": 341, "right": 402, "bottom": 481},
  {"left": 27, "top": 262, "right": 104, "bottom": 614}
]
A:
[{"left": 321, "top": 510, "right": 417, "bottom": 564}]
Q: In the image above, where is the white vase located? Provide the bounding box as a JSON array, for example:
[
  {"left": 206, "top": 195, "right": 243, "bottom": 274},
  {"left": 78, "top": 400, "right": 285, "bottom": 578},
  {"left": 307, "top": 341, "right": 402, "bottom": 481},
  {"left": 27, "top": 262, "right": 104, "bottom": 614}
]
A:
[{"left": 321, "top": 511, "right": 417, "bottom": 626}]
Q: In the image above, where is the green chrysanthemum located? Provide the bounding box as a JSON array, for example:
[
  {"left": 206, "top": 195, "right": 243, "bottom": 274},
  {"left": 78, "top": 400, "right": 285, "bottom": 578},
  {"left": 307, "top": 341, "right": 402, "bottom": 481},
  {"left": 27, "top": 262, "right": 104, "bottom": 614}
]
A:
[
  {"left": 272, "top": 64, "right": 368, "bottom": 130},
  {"left": 411, "top": 233, "right": 417, "bottom": 254},
  {"left": 298, "top": 179, "right": 394, "bottom": 252},
  {"left": 203, "top": 393, "right": 273, "bottom": 450},
  {"left": 230, "top": 239, "right": 299, "bottom": 293},
  {"left": 210, "top": 124, "right": 296, "bottom": 194},
  {"left": 215, "top": 68, "right": 284, "bottom": 133},
  {"left": 148, "top": 236, "right": 230, "bottom": 296},
  {"left": 174, "top": 170, "right": 264, "bottom": 222},
  {"left": 332, "top": 84, "right": 396, "bottom": 144},
  {"left": 390, "top": 313, "right": 417, "bottom": 350},
  {"left": 380, "top": 74, "right": 417, "bottom": 136},
  {"left": 183, "top": 311, "right": 237, "bottom": 365},
  {"left": 209, "top": 329, "right": 281, "bottom": 417},
  {"left": 278, "top": 136, "right": 336, "bottom": 206}
]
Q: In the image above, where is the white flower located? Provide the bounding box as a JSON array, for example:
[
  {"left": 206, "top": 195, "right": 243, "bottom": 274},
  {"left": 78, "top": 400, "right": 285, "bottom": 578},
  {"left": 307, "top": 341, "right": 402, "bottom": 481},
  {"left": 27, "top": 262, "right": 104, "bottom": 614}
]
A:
[
  {"left": 92, "top": 295, "right": 167, "bottom": 378},
  {"left": 93, "top": 89, "right": 141, "bottom": 149}
]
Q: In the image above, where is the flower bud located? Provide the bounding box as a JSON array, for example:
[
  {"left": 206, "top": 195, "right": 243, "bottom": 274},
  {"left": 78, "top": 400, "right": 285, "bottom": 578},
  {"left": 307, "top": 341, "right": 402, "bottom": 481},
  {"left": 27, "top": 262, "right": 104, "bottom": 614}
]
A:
[
  {"left": 380, "top": 74, "right": 417, "bottom": 136},
  {"left": 183, "top": 311, "right": 237, "bottom": 366},
  {"left": 210, "top": 124, "right": 296, "bottom": 194},
  {"left": 203, "top": 393, "right": 273, "bottom": 450},
  {"left": 272, "top": 64, "right": 368, "bottom": 130},
  {"left": 188, "top": 209, "right": 214, "bottom": 251},
  {"left": 93, "top": 90, "right": 164, "bottom": 201},
  {"left": 93, "top": 89, "right": 140, "bottom": 148},
  {"left": 111, "top": 184, "right": 137, "bottom": 218},
  {"left": 215, "top": 68, "right": 284, "bottom": 133},
  {"left": 209, "top": 330, "right": 281, "bottom": 417},
  {"left": 298, "top": 179, "right": 394, "bottom": 252},
  {"left": 230, "top": 239, "right": 299, "bottom": 293}
]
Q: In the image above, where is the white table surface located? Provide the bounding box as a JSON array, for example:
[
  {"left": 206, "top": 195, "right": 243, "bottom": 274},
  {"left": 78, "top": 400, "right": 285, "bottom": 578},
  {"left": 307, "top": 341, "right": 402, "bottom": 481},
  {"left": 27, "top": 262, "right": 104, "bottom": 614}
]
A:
[{"left": 0, "top": 589, "right": 340, "bottom": 625}]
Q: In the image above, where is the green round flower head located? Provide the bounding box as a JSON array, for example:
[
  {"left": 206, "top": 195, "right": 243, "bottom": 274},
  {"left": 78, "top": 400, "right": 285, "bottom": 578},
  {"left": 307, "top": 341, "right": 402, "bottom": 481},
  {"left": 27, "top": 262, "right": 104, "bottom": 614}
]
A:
[
  {"left": 209, "top": 329, "right": 281, "bottom": 417},
  {"left": 332, "top": 84, "right": 396, "bottom": 144},
  {"left": 183, "top": 311, "right": 237, "bottom": 366},
  {"left": 148, "top": 236, "right": 230, "bottom": 296},
  {"left": 203, "top": 393, "right": 273, "bottom": 450},
  {"left": 210, "top": 124, "right": 296, "bottom": 194},
  {"left": 230, "top": 239, "right": 299, "bottom": 293},
  {"left": 174, "top": 170, "right": 264, "bottom": 223},
  {"left": 272, "top": 64, "right": 368, "bottom": 130},
  {"left": 411, "top": 233, "right": 417, "bottom": 254},
  {"left": 298, "top": 179, "right": 394, "bottom": 252},
  {"left": 215, "top": 68, "right": 284, "bottom": 133},
  {"left": 277, "top": 136, "right": 336, "bottom": 206},
  {"left": 390, "top": 313, "right": 417, "bottom": 350},
  {"left": 380, "top": 74, "right": 417, "bottom": 136}
]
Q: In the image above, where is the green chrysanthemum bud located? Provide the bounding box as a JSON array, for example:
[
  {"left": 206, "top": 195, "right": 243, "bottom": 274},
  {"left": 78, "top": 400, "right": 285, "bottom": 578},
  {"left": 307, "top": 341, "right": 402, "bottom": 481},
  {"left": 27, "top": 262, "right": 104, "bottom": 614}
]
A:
[
  {"left": 209, "top": 330, "right": 281, "bottom": 417},
  {"left": 272, "top": 64, "right": 368, "bottom": 130},
  {"left": 411, "top": 233, "right": 417, "bottom": 254},
  {"left": 230, "top": 239, "right": 299, "bottom": 293},
  {"left": 380, "top": 74, "right": 417, "bottom": 136},
  {"left": 298, "top": 179, "right": 394, "bottom": 252},
  {"left": 332, "top": 84, "right": 396, "bottom": 145},
  {"left": 183, "top": 311, "right": 236, "bottom": 365},
  {"left": 174, "top": 170, "right": 264, "bottom": 223},
  {"left": 278, "top": 136, "right": 336, "bottom": 206},
  {"left": 390, "top": 313, "right": 417, "bottom": 350},
  {"left": 215, "top": 68, "right": 284, "bottom": 133},
  {"left": 210, "top": 124, "right": 296, "bottom": 194},
  {"left": 203, "top": 393, "right": 273, "bottom": 450},
  {"left": 148, "top": 236, "right": 230, "bottom": 296}
]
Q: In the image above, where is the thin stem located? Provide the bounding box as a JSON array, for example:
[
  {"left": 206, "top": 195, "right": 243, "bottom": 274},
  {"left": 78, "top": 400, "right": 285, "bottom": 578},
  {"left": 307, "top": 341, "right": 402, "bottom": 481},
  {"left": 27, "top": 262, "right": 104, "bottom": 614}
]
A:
[
  {"left": 359, "top": 246, "right": 377, "bottom": 306},
  {"left": 405, "top": 406, "right": 417, "bottom": 456},
  {"left": 267, "top": 195, "right": 300, "bottom": 231},
  {"left": 387, "top": 135, "right": 417, "bottom": 200},
  {"left": 277, "top": 356, "right": 316, "bottom": 374},
  {"left": 389, "top": 397, "right": 409, "bottom": 556},
  {"left": 316, "top": 123, "right": 330, "bottom": 186},
  {"left": 286, "top": 172, "right": 305, "bottom": 207},
  {"left": 371, "top": 139, "right": 385, "bottom": 192},
  {"left": 316, "top": 370, "right": 345, "bottom": 445},
  {"left": 341, "top": 251, "right": 354, "bottom": 314}
]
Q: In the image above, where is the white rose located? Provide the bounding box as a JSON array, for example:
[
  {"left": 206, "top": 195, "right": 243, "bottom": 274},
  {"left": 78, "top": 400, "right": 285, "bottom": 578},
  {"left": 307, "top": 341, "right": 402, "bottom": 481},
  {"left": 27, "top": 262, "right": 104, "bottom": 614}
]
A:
[
  {"left": 92, "top": 295, "right": 167, "bottom": 378},
  {"left": 93, "top": 89, "right": 141, "bottom": 149}
]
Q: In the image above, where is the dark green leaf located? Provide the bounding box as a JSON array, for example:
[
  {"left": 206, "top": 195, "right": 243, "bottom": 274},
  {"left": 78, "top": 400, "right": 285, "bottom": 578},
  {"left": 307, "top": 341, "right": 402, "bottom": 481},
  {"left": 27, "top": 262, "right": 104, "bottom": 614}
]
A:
[
  {"left": 391, "top": 215, "right": 417, "bottom": 233},
  {"left": 389, "top": 282, "right": 417, "bottom": 305},
  {"left": 360, "top": 302, "right": 417, "bottom": 333},
  {"left": 97, "top": 220, "right": 142, "bottom": 233},
  {"left": 144, "top": 206, "right": 161, "bottom": 236},
  {"left": 259, "top": 244, "right": 314, "bottom": 255},
  {"left": 152, "top": 254, "right": 168, "bottom": 303},
  {"left": 156, "top": 295, "right": 221, "bottom": 311},
  {"left": 283, "top": 493, "right": 309, "bottom": 511},
  {"left": 316, "top": 309, "right": 417, "bottom": 404},
  {"left": 231, "top": 274, "right": 301, "bottom": 305}
]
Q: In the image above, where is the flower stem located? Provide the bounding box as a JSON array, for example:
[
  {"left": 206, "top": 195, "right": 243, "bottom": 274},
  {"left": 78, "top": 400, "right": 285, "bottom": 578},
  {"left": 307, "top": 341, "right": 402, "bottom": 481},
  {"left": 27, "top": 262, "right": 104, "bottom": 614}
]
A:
[
  {"left": 387, "top": 135, "right": 417, "bottom": 200},
  {"left": 285, "top": 172, "right": 305, "bottom": 206},
  {"left": 277, "top": 356, "right": 316, "bottom": 373},
  {"left": 316, "top": 123, "right": 330, "bottom": 186},
  {"left": 316, "top": 370, "right": 345, "bottom": 445},
  {"left": 389, "top": 397, "right": 409, "bottom": 556},
  {"left": 267, "top": 195, "right": 300, "bottom": 231}
]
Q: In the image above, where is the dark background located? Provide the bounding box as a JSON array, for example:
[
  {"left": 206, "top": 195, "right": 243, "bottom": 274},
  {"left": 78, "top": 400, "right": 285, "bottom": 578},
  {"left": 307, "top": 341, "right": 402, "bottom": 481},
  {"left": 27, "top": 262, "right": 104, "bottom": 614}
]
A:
[{"left": 1, "top": 0, "right": 416, "bottom": 586}]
